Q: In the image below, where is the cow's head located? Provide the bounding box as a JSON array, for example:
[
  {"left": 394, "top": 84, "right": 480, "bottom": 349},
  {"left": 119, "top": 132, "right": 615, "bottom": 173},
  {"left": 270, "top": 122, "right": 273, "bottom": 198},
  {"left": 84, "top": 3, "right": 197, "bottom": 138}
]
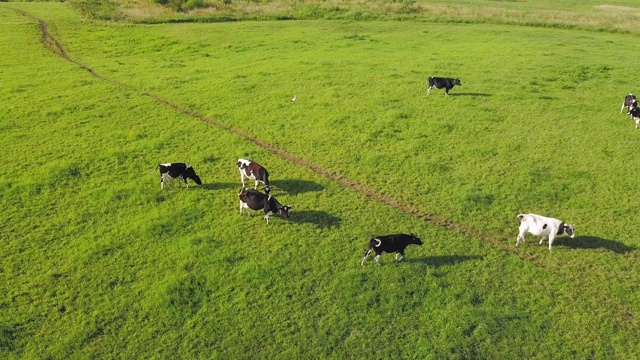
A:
[
  {"left": 454, "top": 79, "right": 461, "bottom": 86},
  {"left": 191, "top": 175, "right": 202, "bottom": 185},
  {"left": 264, "top": 185, "right": 272, "bottom": 194},
  {"left": 410, "top": 233, "right": 423, "bottom": 245},
  {"left": 279, "top": 205, "right": 291, "bottom": 219},
  {"left": 563, "top": 224, "right": 575, "bottom": 238}
]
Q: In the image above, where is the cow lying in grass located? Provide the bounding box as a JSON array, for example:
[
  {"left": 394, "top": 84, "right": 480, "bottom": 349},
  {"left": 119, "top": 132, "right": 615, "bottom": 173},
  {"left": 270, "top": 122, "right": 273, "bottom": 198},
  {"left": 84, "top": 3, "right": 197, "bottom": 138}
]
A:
[
  {"left": 361, "top": 233, "right": 422, "bottom": 266},
  {"left": 516, "top": 213, "right": 575, "bottom": 251}
]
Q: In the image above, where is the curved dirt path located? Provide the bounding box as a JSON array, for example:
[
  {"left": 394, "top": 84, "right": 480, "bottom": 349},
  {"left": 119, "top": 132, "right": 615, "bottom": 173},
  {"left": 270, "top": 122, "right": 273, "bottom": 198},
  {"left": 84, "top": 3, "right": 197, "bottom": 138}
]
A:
[{"left": 17, "top": 10, "right": 497, "bottom": 247}]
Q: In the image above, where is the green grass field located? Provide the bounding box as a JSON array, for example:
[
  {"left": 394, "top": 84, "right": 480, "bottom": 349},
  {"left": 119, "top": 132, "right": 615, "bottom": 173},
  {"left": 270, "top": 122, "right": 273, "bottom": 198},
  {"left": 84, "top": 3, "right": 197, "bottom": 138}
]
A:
[{"left": 3, "top": 1, "right": 640, "bottom": 358}]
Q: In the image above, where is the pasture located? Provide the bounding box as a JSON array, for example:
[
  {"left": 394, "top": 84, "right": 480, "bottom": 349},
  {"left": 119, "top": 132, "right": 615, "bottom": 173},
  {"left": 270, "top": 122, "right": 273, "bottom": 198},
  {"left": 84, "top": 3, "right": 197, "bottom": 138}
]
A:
[{"left": 2, "top": 1, "right": 640, "bottom": 358}]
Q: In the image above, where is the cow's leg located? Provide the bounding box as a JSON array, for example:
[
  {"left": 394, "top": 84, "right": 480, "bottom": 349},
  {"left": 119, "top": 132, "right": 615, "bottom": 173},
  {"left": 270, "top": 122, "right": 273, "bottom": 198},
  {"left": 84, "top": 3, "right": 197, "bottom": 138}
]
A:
[
  {"left": 445, "top": 88, "right": 450, "bottom": 95},
  {"left": 538, "top": 235, "right": 548, "bottom": 246},
  {"left": 361, "top": 248, "right": 372, "bottom": 266},
  {"left": 516, "top": 231, "right": 526, "bottom": 247},
  {"left": 239, "top": 203, "right": 251, "bottom": 217},
  {"left": 635, "top": 117, "right": 640, "bottom": 129},
  {"left": 622, "top": 103, "right": 626, "bottom": 114},
  {"left": 240, "top": 173, "right": 246, "bottom": 189},
  {"left": 427, "top": 85, "right": 432, "bottom": 95},
  {"left": 396, "top": 251, "right": 404, "bottom": 262},
  {"left": 254, "top": 179, "right": 259, "bottom": 190},
  {"left": 264, "top": 214, "right": 270, "bottom": 224},
  {"left": 161, "top": 174, "right": 169, "bottom": 190},
  {"left": 374, "top": 254, "right": 382, "bottom": 266},
  {"left": 547, "top": 235, "right": 555, "bottom": 251}
]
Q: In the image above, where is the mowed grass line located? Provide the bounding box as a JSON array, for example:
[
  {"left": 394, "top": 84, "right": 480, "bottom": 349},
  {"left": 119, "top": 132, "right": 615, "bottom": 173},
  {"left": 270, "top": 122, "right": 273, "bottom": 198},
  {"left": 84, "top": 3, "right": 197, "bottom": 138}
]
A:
[
  {"left": 77, "top": 0, "right": 640, "bottom": 36},
  {"left": 2, "top": 3, "right": 640, "bottom": 358}
]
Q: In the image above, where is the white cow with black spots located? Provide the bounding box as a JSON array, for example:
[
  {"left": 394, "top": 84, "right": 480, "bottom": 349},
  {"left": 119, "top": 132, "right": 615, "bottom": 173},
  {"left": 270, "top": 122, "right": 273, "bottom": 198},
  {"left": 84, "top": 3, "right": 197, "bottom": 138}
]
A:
[{"left": 516, "top": 213, "right": 575, "bottom": 251}]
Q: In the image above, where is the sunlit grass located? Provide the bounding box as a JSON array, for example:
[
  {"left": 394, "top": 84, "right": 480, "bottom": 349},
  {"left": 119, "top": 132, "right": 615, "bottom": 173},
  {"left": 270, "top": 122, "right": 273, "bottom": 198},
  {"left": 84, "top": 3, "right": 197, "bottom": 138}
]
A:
[{"left": 3, "top": 2, "right": 640, "bottom": 358}]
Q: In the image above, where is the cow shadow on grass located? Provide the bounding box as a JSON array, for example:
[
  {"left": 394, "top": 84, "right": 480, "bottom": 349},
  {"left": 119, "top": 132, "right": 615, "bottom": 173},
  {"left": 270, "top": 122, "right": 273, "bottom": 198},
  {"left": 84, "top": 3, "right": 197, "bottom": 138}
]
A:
[
  {"left": 405, "top": 255, "right": 484, "bottom": 267},
  {"left": 199, "top": 182, "right": 238, "bottom": 191},
  {"left": 449, "top": 93, "right": 492, "bottom": 97},
  {"left": 270, "top": 179, "right": 324, "bottom": 195},
  {"left": 556, "top": 236, "right": 635, "bottom": 254},
  {"left": 289, "top": 210, "right": 342, "bottom": 229}
]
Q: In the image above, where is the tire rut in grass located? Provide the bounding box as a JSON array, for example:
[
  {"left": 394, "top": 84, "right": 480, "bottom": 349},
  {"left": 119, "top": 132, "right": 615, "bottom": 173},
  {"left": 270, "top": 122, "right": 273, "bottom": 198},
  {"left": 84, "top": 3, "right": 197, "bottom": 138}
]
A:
[
  {"left": 11, "top": 9, "right": 599, "bottom": 261},
  {"left": 18, "top": 10, "right": 487, "bottom": 250},
  {"left": 17, "top": 9, "right": 640, "bottom": 329}
]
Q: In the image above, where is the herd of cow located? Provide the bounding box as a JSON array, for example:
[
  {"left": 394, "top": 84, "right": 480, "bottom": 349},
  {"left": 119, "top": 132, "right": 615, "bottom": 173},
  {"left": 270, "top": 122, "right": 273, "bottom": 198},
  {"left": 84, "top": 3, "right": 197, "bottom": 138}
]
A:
[{"left": 153, "top": 85, "right": 637, "bottom": 265}]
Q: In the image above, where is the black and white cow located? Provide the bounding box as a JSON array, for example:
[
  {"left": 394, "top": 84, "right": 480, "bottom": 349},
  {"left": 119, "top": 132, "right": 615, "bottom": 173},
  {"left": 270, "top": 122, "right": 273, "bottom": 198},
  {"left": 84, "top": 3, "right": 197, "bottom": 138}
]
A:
[
  {"left": 238, "top": 188, "right": 291, "bottom": 224},
  {"left": 238, "top": 158, "right": 271, "bottom": 193},
  {"left": 427, "top": 77, "right": 461, "bottom": 95},
  {"left": 516, "top": 213, "right": 575, "bottom": 251},
  {"left": 630, "top": 107, "right": 640, "bottom": 129},
  {"left": 157, "top": 163, "right": 202, "bottom": 190},
  {"left": 360, "top": 233, "right": 423, "bottom": 266},
  {"left": 620, "top": 93, "right": 637, "bottom": 115}
]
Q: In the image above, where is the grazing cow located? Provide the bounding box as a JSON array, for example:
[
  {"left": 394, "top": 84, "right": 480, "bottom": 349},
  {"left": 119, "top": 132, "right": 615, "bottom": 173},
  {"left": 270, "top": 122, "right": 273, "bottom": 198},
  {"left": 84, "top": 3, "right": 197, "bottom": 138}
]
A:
[
  {"left": 620, "top": 93, "right": 637, "bottom": 115},
  {"left": 238, "top": 188, "right": 291, "bottom": 224},
  {"left": 516, "top": 213, "right": 575, "bottom": 251},
  {"left": 630, "top": 107, "right": 640, "bottom": 129},
  {"left": 157, "top": 163, "right": 202, "bottom": 190},
  {"left": 427, "top": 77, "right": 461, "bottom": 95},
  {"left": 361, "top": 233, "right": 422, "bottom": 266},
  {"left": 238, "top": 158, "right": 271, "bottom": 193}
]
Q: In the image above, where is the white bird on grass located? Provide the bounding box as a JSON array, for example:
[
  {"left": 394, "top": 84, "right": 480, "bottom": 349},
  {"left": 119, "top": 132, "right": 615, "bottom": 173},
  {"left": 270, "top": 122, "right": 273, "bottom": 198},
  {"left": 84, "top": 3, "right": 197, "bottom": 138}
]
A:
[{"left": 291, "top": 95, "right": 296, "bottom": 103}]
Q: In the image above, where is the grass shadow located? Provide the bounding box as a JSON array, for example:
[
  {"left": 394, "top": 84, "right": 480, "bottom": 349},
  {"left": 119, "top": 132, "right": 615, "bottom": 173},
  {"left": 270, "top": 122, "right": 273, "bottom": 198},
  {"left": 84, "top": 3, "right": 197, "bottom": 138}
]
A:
[
  {"left": 270, "top": 179, "right": 325, "bottom": 195},
  {"left": 289, "top": 210, "right": 341, "bottom": 228},
  {"left": 449, "top": 93, "right": 492, "bottom": 97},
  {"left": 557, "top": 236, "right": 635, "bottom": 254},
  {"left": 405, "top": 255, "right": 484, "bottom": 267},
  {"left": 199, "top": 182, "right": 238, "bottom": 191}
]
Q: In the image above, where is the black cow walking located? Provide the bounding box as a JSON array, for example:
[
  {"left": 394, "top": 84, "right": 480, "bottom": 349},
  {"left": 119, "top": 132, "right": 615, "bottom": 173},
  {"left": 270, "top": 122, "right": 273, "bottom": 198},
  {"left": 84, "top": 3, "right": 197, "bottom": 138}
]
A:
[
  {"left": 157, "top": 163, "right": 202, "bottom": 190},
  {"left": 427, "top": 77, "right": 461, "bottom": 95},
  {"left": 238, "top": 188, "right": 291, "bottom": 224},
  {"left": 361, "top": 233, "right": 423, "bottom": 266}
]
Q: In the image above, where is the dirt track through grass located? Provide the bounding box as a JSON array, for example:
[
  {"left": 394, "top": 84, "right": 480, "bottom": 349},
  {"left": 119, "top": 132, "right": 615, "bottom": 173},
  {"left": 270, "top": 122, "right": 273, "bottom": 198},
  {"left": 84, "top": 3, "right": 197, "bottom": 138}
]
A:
[
  {"left": 17, "top": 10, "right": 483, "bottom": 242},
  {"left": 12, "top": 9, "right": 603, "bottom": 262},
  {"left": 15, "top": 8, "right": 640, "bottom": 330}
]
